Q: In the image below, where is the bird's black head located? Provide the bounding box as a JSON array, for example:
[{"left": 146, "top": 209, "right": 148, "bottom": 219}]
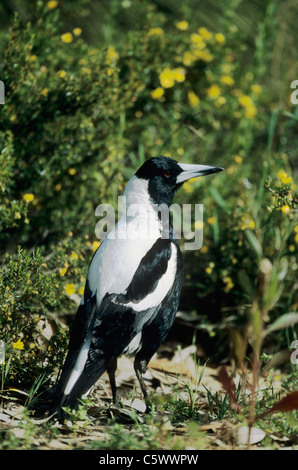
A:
[{"left": 135, "top": 156, "right": 224, "bottom": 206}]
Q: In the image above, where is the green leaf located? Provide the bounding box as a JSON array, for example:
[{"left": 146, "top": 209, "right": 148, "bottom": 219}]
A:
[
  {"left": 283, "top": 110, "right": 298, "bottom": 122},
  {"left": 245, "top": 229, "right": 262, "bottom": 259},
  {"left": 209, "top": 186, "right": 227, "bottom": 211},
  {"left": 263, "top": 313, "right": 298, "bottom": 338},
  {"left": 238, "top": 270, "right": 255, "bottom": 299}
]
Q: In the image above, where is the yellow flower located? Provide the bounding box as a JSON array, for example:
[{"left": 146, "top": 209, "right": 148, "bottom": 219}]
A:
[
  {"left": 59, "top": 267, "right": 67, "bottom": 276},
  {"left": 241, "top": 218, "right": 255, "bottom": 230},
  {"left": 151, "top": 87, "right": 164, "bottom": 99},
  {"left": 237, "top": 94, "right": 257, "bottom": 118},
  {"left": 147, "top": 27, "right": 164, "bottom": 36},
  {"left": 221, "top": 63, "right": 233, "bottom": 74},
  {"left": 196, "top": 50, "right": 213, "bottom": 62},
  {"left": 183, "top": 51, "right": 195, "bottom": 66},
  {"left": 245, "top": 105, "right": 257, "bottom": 119},
  {"left": 245, "top": 106, "right": 257, "bottom": 119},
  {"left": 58, "top": 69, "right": 66, "bottom": 78},
  {"left": 198, "top": 27, "right": 212, "bottom": 40},
  {"left": 70, "top": 251, "right": 79, "bottom": 261},
  {"left": 205, "top": 266, "right": 212, "bottom": 275},
  {"left": 159, "top": 68, "right": 175, "bottom": 88},
  {"left": 23, "top": 193, "right": 35, "bottom": 203},
  {"left": 190, "top": 33, "right": 204, "bottom": 44},
  {"left": 281, "top": 174, "right": 292, "bottom": 184},
  {"left": 234, "top": 155, "right": 242, "bottom": 164},
  {"left": 220, "top": 75, "right": 235, "bottom": 86},
  {"left": 207, "top": 84, "right": 221, "bottom": 99},
  {"left": 105, "top": 46, "right": 119, "bottom": 64},
  {"left": 92, "top": 240, "right": 101, "bottom": 252},
  {"left": 61, "top": 33, "right": 73, "bottom": 44},
  {"left": 65, "top": 283, "right": 76, "bottom": 295},
  {"left": 281, "top": 205, "right": 290, "bottom": 214},
  {"left": 81, "top": 67, "right": 91, "bottom": 74},
  {"left": 207, "top": 216, "right": 217, "bottom": 225},
  {"left": 188, "top": 90, "right": 200, "bottom": 108},
  {"left": 73, "top": 27, "right": 82, "bottom": 36},
  {"left": 223, "top": 276, "right": 234, "bottom": 292},
  {"left": 277, "top": 170, "right": 287, "bottom": 180},
  {"left": 47, "top": 0, "right": 58, "bottom": 9},
  {"left": 13, "top": 339, "right": 24, "bottom": 350},
  {"left": 238, "top": 94, "right": 253, "bottom": 107},
  {"left": 215, "top": 96, "right": 226, "bottom": 107},
  {"left": 68, "top": 168, "right": 76, "bottom": 175},
  {"left": 176, "top": 20, "right": 189, "bottom": 31},
  {"left": 173, "top": 67, "right": 186, "bottom": 83},
  {"left": 41, "top": 88, "right": 49, "bottom": 96},
  {"left": 251, "top": 84, "right": 262, "bottom": 94},
  {"left": 55, "top": 183, "right": 62, "bottom": 191},
  {"left": 159, "top": 67, "right": 186, "bottom": 87},
  {"left": 215, "top": 33, "right": 225, "bottom": 44},
  {"left": 194, "top": 41, "right": 207, "bottom": 52},
  {"left": 78, "top": 286, "right": 85, "bottom": 296}
]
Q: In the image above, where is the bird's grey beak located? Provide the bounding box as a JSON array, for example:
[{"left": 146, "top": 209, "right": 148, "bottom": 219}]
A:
[{"left": 176, "top": 163, "right": 224, "bottom": 184}]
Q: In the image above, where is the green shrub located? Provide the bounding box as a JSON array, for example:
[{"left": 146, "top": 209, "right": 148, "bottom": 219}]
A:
[
  {"left": 0, "top": 246, "right": 68, "bottom": 388},
  {"left": 0, "top": 0, "right": 297, "bottom": 393}
]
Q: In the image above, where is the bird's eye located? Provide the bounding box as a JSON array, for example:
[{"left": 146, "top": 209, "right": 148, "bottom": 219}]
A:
[{"left": 163, "top": 171, "right": 171, "bottom": 179}]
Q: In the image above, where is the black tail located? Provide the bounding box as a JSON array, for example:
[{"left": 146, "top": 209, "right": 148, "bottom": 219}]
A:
[
  {"left": 51, "top": 357, "right": 108, "bottom": 418},
  {"left": 50, "top": 293, "right": 99, "bottom": 417}
]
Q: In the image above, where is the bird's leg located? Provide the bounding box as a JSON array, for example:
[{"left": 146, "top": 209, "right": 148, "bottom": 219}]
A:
[
  {"left": 107, "top": 358, "right": 118, "bottom": 404},
  {"left": 134, "top": 356, "right": 152, "bottom": 413}
]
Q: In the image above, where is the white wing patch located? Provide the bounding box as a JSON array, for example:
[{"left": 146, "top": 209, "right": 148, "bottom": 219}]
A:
[{"left": 64, "top": 337, "right": 92, "bottom": 396}]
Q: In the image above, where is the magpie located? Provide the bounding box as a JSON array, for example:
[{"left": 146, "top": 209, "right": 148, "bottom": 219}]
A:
[{"left": 51, "top": 156, "right": 223, "bottom": 416}]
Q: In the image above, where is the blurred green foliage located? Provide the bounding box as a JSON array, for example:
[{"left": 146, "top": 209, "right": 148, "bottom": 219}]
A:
[{"left": 0, "top": 0, "right": 297, "bottom": 390}]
